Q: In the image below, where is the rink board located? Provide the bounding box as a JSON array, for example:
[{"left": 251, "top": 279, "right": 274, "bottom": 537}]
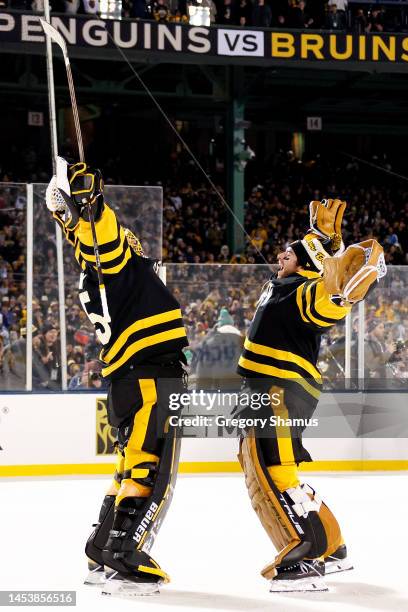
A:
[{"left": 0, "top": 393, "right": 407, "bottom": 476}]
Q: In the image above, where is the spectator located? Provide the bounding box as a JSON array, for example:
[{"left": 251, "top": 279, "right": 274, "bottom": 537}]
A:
[
  {"left": 43, "top": 323, "right": 60, "bottom": 370},
  {"left": 366, "top": 8, "right": 384, "bottom": 33},
  {"left": 153, "top": 0, "right": 170, "bottom": 21},
  {"left": 237, "top": 0, "right": 252, "bottom": 26},
  {"left": 218, "top": 244, "right": 230, "bottom": 263},
  {"left": 325, "top": 3, "right": 346, "bottom": 30},
  {"left": 200, "top": 0, "right": 217, "bottom": 23},
  {"left": 82, "top": 0, "right": 99, "bottom": 13},
  {"left": 328, "top": 0, "right": 347, "bottom": 14},
  {"left": 63, "top": 0, "right": 80, "bottom": 13},
  {"left": 219, "top": 0, "right": 237, "bottom": 25},
  {"left": 252, "top": 0, "right": 272, "bottom": 27},
  {"left": 353, "top": 8, "right": 367, "bottom": 33},
  {"left": 364, "top": 320, "right": 396, "bottom": 386},
  {"left": 288, "top": 0, "right": 314, "bottom": 29},
  {"left": 128, "top": 0, "right": 148, "bottom": 19}
]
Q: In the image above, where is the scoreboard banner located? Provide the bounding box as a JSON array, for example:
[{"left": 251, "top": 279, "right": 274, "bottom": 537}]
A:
[{"left": 1, "top": 12, "right": 408, "bottom": 64}]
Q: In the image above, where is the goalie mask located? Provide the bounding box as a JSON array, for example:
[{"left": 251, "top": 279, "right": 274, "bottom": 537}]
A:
[{"left": 68, "top": 162, "right": 104, "bottom": 208}]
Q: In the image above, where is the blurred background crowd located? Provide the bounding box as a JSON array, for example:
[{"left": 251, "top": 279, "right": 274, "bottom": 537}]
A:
[
  {"left": 0, "top": 148, "right": 406, "bottom": 390},
  {"left": 3, "top": 0, "right": 408, "bottom": 34}
]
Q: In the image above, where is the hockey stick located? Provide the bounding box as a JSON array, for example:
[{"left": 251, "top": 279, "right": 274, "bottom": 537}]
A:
[{"left": 40, "top": 19, "right": 110, "bottom": 324}]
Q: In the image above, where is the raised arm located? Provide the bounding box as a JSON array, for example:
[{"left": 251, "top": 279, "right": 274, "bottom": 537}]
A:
[{"left": 46, "top": 158, "right": 143, "bottom": 274}]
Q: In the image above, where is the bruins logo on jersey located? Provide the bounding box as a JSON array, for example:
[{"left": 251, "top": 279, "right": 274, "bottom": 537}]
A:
[{"left": 124, "top": 228, "right": 145, "bottom": 257}]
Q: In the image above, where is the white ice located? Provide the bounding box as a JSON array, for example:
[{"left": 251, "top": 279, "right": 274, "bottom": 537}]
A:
[{"left": 1, "top": 473, "right": 407, "bottom": 612}]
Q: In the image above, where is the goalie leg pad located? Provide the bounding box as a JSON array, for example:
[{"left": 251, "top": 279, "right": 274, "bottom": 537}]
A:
[
  {"left": 239, "top": 435, "right": 328, "bottom": 580},
  {"left": 298, "top": 482, "right": 344, "bottom": 559},
  {"left": 103, "top": 432, "right": 181, "bottom": 583},
  {"left": 318, "top": 497, "right": 344, "bottom": 558}
]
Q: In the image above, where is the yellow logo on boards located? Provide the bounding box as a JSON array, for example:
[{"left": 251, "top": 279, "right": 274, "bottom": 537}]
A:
[{"left": 96, "top": 397, "right": 116, "bottom": 455}]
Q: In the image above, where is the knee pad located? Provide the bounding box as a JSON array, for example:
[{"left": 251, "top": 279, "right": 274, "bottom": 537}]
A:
[
  {"left": 115, "top": 461, "right": 158, "bottom": 504},
  {"left": 239, "top": 435, "right": 328, "bottom": 579},
  {"left": 85, "top": 494, "right": 116, "bottom": 567},
  {"left": 103, "top": 432, "right": 181, "bottom": 582}
]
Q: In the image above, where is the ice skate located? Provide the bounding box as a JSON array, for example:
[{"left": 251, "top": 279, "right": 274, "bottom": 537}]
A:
[
  {"left": 83, "top": 558, "right": 106, "bottom": 586},
  {"left": 324, "top": 544, "right": 354, "bottom": 575},
  {"left": 101, "top": 567, "right": 162, "bottom": 597},
  {"left": 269, "top": 559, "right": 328, "bottom": 593}
]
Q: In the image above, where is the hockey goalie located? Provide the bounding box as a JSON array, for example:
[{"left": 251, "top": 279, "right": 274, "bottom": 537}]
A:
[
  {"left": 236, "top": 198, "right": 387, "bottom": 592},
  {"left": 46, "top": 159, "right": 188, "bottom": 596}
]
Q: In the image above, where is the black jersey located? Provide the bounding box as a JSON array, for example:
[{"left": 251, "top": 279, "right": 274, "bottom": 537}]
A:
[
  {"left": 54, "top": 203, "right": 188, "bottom": 378},
  {"left": 237, "top": 268, "right": 350, "bottom": 402}
]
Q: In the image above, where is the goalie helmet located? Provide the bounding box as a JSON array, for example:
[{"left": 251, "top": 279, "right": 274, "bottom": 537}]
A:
[
  {"left": 289, "top": 235, "right": 331, "bottom": 275},
  {"left": 68, "top": 162, "right": 104, "bottom": 208}
]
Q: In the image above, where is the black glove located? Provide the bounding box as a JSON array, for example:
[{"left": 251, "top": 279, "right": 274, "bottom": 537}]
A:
[{"left": 56, "top": 156, "right": 104, "bottom": 224}]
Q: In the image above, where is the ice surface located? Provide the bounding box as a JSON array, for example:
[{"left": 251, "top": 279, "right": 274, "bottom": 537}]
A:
[{"left": 1, "top": 473, "right": 407, "bottom": 611}]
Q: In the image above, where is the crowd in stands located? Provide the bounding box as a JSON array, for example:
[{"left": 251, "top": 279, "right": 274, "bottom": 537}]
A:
[
  {"left": 0, "top": 148, "right": 407, "bottom": 390},
  {"left": 4, "top": 0, "right": 408, "bottom": 34},
  {"left": 162, "top": 151, "right": 408, "bottom": 266}
]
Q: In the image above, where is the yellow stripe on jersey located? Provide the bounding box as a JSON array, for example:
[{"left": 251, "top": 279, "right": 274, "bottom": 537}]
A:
[
  {"left": 102, "top": 328, "right": 187, "bottom": 377},
  {"left": 305, "top": 283, "right": 333, "bottom": 327},
  {"left": 296, "top": 284, "right": 310, "bottom": 324},
  {"left": 243, "top": 338, "right": 320, "bottom": 379},
  {"left": 74, "top": 241, "right": 81, "bottom": 262},
  {"left": 103, "top": 309, "right": 184, "bottom": 363},
  {"left": 297, "top": 270, "right": 321, "bottom": 280},
  {"left": 80, "top": 228, "right": 126, "bottom": 264},
  {"left": 313, "top": 279, "right": 351, "bottom": 320},
  {"left": 238, "top": 356, "right": 321, "bottom": 399},
  {"left": 78, "top": 204, "right": 119, "bottom": 248},
  {"left": 99, "top": 246, "right": 132, "bottom": 275}
]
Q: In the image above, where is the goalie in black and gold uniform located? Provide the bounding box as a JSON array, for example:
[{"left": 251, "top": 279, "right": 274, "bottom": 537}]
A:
[
  {"left": 46, "top": 158, "right": 188, "bottom": 596},
  {"left": 236, "top": 199, "right": 386, "bottom": 592}
]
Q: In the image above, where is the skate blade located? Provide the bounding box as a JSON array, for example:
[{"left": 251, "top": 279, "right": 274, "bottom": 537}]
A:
[
  {"left": 102, "top": 578, "right": 160, "bottom": 597},
  {"left": 270, "top": 576, "right": 328, "bottom": 593},
  {"left": 84, "top": 567, "right": 106, "bottom": 586},
  {"left": 325, "top": 558, "right": 354, "bottom": 575}
]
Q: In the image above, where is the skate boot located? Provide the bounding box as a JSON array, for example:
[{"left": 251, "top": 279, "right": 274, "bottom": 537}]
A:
[
  {"left": 324, "top": 544, "right": 353, "bottom": 575},
  {"left": 102, "top": 555, "right": 166, "bottom": 597},
  {"left": 101, "top": 496, "right": 169, "bottom": 597},
  {"left": 269, "top": 559, "right": 328, "bottom": 593}
]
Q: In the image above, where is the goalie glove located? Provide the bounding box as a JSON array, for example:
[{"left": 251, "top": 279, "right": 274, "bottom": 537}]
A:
[
  {"left": 309, "top": 198, "right": 346, "bottom": 253},
  {"left": 46, "top": 157, "right": 104, "bottom": 226},
  {"left": 323, "top": 239, "right": 387, "bottom": 304}
]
